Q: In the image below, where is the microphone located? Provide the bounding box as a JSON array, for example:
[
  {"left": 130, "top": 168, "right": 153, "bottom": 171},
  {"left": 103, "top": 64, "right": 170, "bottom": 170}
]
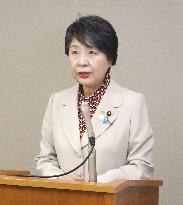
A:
[{"left": 80, "top": 103, "right": 97, "bottom": 182}]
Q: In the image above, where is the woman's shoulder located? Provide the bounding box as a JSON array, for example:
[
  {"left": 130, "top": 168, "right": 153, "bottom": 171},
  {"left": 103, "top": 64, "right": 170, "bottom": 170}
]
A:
[
  {"left": 111, "top": 79, "right": 144, "bottom": 99},
  {"left": 55, "top": 85, "right": 77, "bottom": 97},
  {"left": 48, "top": 84, "right": 78, "bottom": 104},
  {"left": 109, "top": 80, "right": 147, "bottom": 111}
]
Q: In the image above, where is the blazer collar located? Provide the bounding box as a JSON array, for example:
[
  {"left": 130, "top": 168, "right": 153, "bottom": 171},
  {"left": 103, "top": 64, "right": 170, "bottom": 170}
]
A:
[{"left": 58, "top": 79, "right": 123, "bottom": 153}]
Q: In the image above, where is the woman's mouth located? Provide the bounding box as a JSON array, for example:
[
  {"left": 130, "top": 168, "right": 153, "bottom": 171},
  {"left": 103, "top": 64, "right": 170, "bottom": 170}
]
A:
[{"left": 78, "top": 72, "right": 91, "bottom": 78}]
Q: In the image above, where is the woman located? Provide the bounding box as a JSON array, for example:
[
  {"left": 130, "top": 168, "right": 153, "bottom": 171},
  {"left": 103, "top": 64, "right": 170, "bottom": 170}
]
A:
[{"left": 35, "top": 15, "right": 154, "bottom": 183}]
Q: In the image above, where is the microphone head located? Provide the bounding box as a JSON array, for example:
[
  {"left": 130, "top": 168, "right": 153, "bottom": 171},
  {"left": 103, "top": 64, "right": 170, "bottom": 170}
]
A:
[
  {"left": 80, "top": 103, "right": 95, "bottom": 139},
  {"left": 80, "top": 103, "right": 90, "bottom": 118}
]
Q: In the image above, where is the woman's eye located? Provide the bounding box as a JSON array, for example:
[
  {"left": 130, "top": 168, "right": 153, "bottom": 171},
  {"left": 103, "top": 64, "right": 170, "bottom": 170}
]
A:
[
  {"left": 88, "top": 50, "right": 97, "bottom": 55},
  {"left": 71, "top": 50, "right": 79, "bottom": 55}
]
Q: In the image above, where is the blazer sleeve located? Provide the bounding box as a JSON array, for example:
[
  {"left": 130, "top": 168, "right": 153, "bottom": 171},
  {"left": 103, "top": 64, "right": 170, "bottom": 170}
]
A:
[
  {"left": 97, "top": 93, "right": 154, "bottom": 183},
  {"left": 35, "top": 94, "right": 63, "bottom": 176}
]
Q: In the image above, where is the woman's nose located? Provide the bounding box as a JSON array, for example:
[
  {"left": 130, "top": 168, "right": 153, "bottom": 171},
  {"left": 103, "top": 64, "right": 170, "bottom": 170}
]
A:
[{"left": 78, "top": 54, "right": 88, "bottom": 66}]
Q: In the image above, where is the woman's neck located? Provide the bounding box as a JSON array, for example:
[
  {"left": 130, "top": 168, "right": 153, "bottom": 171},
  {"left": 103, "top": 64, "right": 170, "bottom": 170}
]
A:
[{"left": 83, "top": 84, "right": 101, "bottom": 98}]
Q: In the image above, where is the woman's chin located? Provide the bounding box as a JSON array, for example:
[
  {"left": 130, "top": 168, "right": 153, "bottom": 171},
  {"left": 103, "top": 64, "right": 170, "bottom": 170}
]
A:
[{"left": 77, "top": 78, "right": 93, "bottom": 86}]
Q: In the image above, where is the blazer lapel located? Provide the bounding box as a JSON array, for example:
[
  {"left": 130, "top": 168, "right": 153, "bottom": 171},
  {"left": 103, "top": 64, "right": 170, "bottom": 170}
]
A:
[
  {"left": 81, "top": 79, "right": 123, "bottom": 148},
  {"left": 57, "top": 84, "right": 81, "bottom": 154}
]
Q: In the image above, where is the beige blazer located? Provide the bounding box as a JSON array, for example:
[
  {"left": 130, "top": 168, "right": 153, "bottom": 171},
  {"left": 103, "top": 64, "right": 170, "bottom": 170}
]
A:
[{"left": 35, "top": 79, "right": 154, "bottom": 183}]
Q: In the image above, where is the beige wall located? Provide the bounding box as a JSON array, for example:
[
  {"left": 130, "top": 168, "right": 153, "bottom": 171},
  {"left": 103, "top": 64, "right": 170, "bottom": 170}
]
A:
[{"left": 0, "top": 1, "right": 182, "bottom": 204}]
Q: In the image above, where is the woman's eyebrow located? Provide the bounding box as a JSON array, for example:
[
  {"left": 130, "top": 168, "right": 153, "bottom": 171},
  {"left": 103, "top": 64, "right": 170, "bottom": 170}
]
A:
[{"left": 70, "top": 45, "right": 79, "bottom": 49}]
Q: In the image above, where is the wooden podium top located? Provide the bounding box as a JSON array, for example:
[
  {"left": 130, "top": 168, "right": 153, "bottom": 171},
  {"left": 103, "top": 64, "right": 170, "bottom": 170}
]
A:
[{"left": 0, "top": 175, "right": 163, "bottom": 194}]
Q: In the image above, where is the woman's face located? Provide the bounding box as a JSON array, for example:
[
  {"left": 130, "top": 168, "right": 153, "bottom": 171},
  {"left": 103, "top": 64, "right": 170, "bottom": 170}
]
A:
[{"left": 68, "top": 38, "right": 112, "bottom": 93}]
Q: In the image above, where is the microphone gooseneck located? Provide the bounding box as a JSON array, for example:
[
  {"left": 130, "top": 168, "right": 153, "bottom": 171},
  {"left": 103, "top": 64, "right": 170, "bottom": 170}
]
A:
[{"left": 80, "top": 103, "right": 97, "bottom": 182}]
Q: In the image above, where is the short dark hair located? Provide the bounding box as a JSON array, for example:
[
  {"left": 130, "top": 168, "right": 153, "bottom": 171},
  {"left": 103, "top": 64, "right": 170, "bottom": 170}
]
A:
[{"left": 65, "top": 15, "right": 118, "bottom": 66}]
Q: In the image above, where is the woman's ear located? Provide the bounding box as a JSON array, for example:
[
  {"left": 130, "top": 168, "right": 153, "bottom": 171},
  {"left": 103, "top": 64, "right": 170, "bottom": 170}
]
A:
[
  {"left": 107, "top": 59, "right": 112, "bottom": 69},
  {"left": 106, "top": 67, "right": 111, "bottom": 74}
]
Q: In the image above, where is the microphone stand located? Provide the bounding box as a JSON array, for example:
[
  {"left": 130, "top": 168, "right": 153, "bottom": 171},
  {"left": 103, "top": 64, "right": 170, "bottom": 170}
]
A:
[
  {"left": 88, "top": 135, "right": 97, "bottom": 182},
  {"left": 81, "top": 103, "right": 97, "bottom": 182}
]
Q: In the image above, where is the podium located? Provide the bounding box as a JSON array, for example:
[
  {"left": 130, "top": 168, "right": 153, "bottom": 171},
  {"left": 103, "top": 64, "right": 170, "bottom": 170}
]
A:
[{"left": 0, "top": 172, "right": 163, "bottom": 205}]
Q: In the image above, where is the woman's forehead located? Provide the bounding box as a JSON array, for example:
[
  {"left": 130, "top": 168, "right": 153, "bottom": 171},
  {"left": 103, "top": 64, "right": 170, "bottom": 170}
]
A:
[{"left": 69, "top": 37, "right": 96, "bottom": 49}]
